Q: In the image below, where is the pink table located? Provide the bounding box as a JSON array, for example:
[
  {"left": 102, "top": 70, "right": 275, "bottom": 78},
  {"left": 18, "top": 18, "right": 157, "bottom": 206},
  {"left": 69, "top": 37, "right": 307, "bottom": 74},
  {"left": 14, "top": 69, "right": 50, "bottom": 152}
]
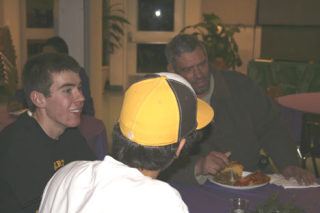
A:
[{"left": 276, "top": 92, "right": 320, "bottom": 114}]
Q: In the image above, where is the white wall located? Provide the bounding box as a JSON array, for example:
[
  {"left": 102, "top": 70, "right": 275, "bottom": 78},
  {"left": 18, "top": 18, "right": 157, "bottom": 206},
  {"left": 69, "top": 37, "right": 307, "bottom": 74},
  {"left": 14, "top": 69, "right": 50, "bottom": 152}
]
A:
[
  {"left": 57, "top": 0, "right": 85, "bottom": 67},
  {"left": 185, "top": 0, "right": 202, "bottom": 26},
  {"left": 57, "top": 0, "right": 104, "bottom": 119},
  {"left": 0, "top": 0, "right": 3, "bottom": 26},
  {"left": 86, "top": 0, "right": 104, "bottom": 119},
  {"left": 202, "top": 0, "right": 257, "bottom": 26},
  {"left": 234, "top": 26, "right": 261, "bottom": 74},
  {"left": 109, "top": 0, "right": 127, "bottom": 87},
  {"left": 201, "top": 0, "right": 261, "bottom": 74}
]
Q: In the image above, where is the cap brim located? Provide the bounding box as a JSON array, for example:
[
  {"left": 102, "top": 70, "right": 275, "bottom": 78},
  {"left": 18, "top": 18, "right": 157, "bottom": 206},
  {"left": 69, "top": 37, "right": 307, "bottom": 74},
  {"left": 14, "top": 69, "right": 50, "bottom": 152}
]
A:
[{"left": 196, "top": 98, "right": 214, "bottom": 129}]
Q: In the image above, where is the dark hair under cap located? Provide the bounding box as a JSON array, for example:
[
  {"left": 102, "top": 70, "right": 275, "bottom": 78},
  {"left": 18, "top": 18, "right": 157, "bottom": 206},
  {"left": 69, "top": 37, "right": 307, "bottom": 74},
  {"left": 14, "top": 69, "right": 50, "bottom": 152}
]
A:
[{"left": 43, "top": 36, "right": 69, "bottom": 54}]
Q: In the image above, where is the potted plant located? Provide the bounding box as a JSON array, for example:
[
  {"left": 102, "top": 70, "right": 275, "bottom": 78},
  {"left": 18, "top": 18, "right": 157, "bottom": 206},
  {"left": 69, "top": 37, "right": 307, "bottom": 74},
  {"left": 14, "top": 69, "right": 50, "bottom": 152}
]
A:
[
  {"left": 0, "top": 26, "right": 17, "bottom": 100},
  {"left": 102, "top": 0, "right": 130, "bottom": 65},
  {"left": 253, "top": 193, "right": 304, "bottom": 213},
  {"left": 180, "top": 13, "right": 242, "bottom": 71}
]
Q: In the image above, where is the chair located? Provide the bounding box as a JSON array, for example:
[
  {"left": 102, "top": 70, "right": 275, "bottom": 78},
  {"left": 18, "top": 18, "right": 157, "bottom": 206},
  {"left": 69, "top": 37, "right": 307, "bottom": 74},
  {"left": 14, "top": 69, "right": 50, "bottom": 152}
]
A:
[
  {"left": 278, "top": 105, "right": 304, "bottom": 146},
  {"left": 267, "top": 104, "right": 304, "bottom": 172},
  {"left": 299, "top": 114, "right": 320, "bottom": 177}
]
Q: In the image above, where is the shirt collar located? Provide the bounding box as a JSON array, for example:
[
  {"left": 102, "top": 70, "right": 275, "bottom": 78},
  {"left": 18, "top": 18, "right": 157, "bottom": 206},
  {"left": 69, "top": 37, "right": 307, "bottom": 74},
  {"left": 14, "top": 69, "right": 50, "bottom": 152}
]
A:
[{"left": 201, "top": 74, "right": 214, "bottom": 104}]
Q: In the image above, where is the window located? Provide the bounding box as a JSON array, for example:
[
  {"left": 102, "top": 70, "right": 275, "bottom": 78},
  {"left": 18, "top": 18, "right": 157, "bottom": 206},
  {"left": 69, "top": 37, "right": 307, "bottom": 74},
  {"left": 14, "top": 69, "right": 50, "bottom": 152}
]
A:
[
  {"left": 138, "top": 0, "right": 174, "bottom": 31},
  {"left": 22, "top": 0, "right": 55, "bottom": 60},
  {"left": 126, "top": 0, "right": 183, "bottom": 78},
  {"left": 26, "top": 0, "right": 54, "bottom": 28},
  {"left": 137, "top": 43, "right": 167, "bottom": 73}
]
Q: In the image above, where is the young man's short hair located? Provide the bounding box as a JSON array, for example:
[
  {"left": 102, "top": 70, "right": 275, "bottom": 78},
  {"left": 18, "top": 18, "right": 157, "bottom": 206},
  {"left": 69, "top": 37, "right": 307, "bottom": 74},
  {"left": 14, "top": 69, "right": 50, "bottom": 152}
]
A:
[
  {"left": 112, "top": 123, "right": 199, "bottom": 171},
  {"left": 22, "top": 53, "right": 81, "bottom": 111},
  {"left": 42, "top": 36, "right": 69, "bottom": 54}
]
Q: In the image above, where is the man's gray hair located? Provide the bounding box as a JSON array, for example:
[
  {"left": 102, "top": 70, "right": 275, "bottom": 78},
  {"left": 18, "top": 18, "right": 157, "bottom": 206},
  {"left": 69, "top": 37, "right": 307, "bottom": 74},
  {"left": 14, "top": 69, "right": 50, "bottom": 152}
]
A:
[{"left": 165, "top": 34, "right": 207, "bottom": 68}]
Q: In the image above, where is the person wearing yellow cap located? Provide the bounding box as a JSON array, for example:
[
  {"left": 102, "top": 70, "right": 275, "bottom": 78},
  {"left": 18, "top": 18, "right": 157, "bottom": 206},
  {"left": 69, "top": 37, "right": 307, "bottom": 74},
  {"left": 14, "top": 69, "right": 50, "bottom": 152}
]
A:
[{"left": 39, "top": 73, "right": 214, "bottom": 213}]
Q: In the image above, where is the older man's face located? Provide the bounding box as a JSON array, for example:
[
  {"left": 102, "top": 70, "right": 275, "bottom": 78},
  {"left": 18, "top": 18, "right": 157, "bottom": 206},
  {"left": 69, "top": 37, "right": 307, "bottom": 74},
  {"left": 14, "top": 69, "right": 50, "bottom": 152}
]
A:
[{"left": 173, "top": 47, "right": 210, "bottom": 97}]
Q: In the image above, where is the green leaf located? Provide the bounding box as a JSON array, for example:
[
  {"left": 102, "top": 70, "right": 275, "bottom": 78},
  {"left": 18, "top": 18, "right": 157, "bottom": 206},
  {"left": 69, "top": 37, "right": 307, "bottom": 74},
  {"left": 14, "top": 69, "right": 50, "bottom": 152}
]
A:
[
  {"left": 102, "top": 0, "right": 130, "bottom": 65},
  {"left": 180, "top": 12, "right": 242, "bottom": 69},
  {"left": 253, "top": 193, "right": 305, "bottom": 213}
]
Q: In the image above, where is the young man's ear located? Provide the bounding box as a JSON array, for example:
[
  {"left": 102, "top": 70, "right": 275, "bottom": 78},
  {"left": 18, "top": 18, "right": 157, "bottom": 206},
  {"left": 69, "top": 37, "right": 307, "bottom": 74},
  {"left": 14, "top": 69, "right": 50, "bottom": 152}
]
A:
[
  {"left": 30, "top": 91, "right": 46, "bottom": 108},
  {"left": 167, "top": 64, "right": 175, "bottom": 73},
  {"left": 175, "top": 138, "right": 186, "bottom": 158}
]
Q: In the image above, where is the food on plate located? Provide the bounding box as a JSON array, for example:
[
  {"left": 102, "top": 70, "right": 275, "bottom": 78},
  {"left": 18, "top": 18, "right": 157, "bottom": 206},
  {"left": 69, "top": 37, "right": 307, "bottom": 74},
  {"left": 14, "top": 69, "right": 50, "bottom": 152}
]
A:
[
  {"left": 234, "top": 171, "right": 270, "bottom": 186},
  {"left": 212, "top": 161, "right": 270, "bottom": 186},
  {"left": 222, "top": 161, "right": 244, "bottom": 177},
  {"left": 212, "top": 161, "right": 244, "bottom": 185}
]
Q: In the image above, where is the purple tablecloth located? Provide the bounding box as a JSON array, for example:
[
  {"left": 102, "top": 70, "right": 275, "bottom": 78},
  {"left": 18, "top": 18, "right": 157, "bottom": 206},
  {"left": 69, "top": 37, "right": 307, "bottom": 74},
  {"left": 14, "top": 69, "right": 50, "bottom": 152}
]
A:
[{"left": 173, "top": 181, "right": 320, "bottom": 213}]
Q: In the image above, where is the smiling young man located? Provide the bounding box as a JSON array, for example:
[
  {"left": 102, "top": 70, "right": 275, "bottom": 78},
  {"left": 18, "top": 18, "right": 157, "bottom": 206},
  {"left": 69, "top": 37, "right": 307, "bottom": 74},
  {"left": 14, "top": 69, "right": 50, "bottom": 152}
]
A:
[{"left": 0, "top": 53, "right": 96, "bottom": 212}]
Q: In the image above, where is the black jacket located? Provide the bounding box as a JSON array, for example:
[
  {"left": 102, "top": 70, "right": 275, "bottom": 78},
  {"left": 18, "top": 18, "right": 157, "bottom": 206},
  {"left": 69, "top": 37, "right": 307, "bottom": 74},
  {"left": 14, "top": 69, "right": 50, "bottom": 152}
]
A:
[
  {"left": 0, "top": 113, "right": 96, "bottom": 212},
  {"left": 160, "top": 70, "right": 299, "bottom": 184}
]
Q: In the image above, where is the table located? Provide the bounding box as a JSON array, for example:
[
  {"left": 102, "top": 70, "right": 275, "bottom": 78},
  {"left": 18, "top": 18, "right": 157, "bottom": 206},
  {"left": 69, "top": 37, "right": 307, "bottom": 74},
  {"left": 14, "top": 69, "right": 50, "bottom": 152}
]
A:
[
  {"left": 173, "top": 181, "right": 320, "bottom": 213},
  {"left": 277, "top": 92, "right": 320, "bottom": 114},
  {"left": 276, "top": 93, "right": 320, "bottom": 177}
]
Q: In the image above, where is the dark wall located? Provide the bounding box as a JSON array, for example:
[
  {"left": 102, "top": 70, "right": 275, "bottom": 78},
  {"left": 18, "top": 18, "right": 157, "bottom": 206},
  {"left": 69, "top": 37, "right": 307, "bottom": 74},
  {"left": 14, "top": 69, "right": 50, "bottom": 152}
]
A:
[
  {"left": 261, "top": 26, "right": 320, "bottom": 61},
  {"left": 258, "top": 0, "right": 320, "bottom": 26},
  {"left": 258, "top": 0, "right": 320, "bottom": 61}
]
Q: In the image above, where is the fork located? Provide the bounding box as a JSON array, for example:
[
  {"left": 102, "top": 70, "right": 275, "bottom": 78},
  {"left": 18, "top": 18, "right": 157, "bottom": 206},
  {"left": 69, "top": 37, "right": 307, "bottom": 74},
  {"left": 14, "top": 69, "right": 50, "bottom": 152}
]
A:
[{"left": 230, "top": 171, "right": 235, "bottom": 184}]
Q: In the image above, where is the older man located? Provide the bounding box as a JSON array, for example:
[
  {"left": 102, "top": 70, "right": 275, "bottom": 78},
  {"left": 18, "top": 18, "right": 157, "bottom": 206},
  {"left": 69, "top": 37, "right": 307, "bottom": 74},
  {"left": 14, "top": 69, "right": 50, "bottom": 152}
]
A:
[
  {"left": 162, "top": 34, "right": 315, "bottom": 185},
  {"left": 0, "top": 53, "right": 96, "bottom": 212}
]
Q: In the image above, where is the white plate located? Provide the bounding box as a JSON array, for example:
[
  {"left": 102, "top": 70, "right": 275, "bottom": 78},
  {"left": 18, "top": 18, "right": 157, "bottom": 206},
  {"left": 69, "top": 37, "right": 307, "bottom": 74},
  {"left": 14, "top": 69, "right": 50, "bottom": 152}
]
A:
[{"left": 208, "top": 171, "right": 269, "bottom": 190}]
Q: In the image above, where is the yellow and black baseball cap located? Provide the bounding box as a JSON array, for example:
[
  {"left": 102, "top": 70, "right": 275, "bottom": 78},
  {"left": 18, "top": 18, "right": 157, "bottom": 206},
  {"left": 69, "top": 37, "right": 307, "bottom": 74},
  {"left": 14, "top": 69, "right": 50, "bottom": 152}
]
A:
[{"left": 119, "top": 72, "right": 214, "bottom": 146}]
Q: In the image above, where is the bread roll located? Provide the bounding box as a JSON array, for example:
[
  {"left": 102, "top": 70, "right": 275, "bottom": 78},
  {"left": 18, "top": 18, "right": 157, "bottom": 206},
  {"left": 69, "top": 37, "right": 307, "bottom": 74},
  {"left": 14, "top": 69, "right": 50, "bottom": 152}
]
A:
[{"left": 220, "top": 161, "right": 244, "bottom": 178}]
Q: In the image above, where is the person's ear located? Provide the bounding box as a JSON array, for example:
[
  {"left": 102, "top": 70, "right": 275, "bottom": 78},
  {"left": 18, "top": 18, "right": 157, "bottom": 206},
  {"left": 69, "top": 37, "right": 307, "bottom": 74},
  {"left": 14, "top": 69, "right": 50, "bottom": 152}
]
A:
[
  {"left": 175, "top": 138, "right": 186, "bottom": 158},
  {"left": 30, "top": 91, "right": 46, "bottom": 108},
  {"left": 167, "top": 64, "right": 175, "bottom": 73}
]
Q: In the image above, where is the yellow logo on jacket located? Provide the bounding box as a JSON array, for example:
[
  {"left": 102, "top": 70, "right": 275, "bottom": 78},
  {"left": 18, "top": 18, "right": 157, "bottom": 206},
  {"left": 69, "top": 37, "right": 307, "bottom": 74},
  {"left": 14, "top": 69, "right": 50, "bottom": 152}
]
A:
[{"left": 53, "top": 160, "right": 65, "bottom": 171}]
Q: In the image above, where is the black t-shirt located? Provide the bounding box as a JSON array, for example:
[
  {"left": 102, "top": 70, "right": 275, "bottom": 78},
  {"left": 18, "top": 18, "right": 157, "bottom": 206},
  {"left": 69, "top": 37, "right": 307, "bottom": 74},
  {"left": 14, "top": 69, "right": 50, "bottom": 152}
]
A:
[{"left": 0, "top": 113, "right": 96, "bottom": 212}]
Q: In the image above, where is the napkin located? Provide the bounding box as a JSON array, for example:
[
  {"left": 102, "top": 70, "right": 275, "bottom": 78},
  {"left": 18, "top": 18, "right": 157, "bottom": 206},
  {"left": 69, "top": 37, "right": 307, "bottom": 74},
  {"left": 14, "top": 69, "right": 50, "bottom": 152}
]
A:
[{"left": 269, "top": 174, "right": 320, "bottom": 189}]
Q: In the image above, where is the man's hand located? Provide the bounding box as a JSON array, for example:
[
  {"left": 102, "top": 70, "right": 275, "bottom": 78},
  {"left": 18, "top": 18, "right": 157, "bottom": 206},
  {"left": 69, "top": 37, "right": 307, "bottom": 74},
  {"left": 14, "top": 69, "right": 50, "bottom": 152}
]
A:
[
  {"left": 195, "top": 151, "right": 230, "bottom": 176},
  {"left": 281, "top": 165, "right": 316, "bottom": 185}
]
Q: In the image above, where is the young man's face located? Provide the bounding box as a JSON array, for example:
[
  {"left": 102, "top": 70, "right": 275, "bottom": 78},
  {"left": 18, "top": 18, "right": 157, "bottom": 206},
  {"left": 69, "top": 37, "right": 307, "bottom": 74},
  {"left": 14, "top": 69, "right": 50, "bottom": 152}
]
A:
[
  {"left": 173, "top": 47, "right": 210, "bottom": 97},
  {"left": 42, "top": 71, "right": 84, "bottom": 131}
]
